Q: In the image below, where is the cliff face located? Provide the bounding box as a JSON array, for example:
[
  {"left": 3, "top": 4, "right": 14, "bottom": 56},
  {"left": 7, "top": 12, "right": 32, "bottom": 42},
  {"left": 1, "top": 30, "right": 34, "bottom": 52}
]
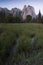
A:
[
  {"left": 0, "top": 7, "right": 11, "bottom": 16},
  {"left": 11, "top": 8, "right": 22, "bottom": 16},
  {"left": 22, "top": 5, "right": 36, "bottom": 19},
  {"left": 0, "top": 5, "right": 36, "bottom": 19}
]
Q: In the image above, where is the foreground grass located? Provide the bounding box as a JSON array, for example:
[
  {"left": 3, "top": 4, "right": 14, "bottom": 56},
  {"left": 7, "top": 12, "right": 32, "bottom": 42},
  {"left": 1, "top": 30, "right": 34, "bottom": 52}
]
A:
[{"left": 0, "top": 23, "right": 43, "bottom": 65}]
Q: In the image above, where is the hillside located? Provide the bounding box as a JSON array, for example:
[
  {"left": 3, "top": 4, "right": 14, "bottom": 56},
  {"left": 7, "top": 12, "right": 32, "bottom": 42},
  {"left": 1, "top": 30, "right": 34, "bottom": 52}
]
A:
[{"left": 0, "top": 23, "right": 43, "bottom": 65}]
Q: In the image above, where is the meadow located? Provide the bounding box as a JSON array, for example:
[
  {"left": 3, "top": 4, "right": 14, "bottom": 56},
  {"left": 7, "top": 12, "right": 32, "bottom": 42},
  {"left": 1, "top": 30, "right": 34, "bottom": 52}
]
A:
[{"left": 0, "top": 23, "right": 43, "bottom": 65}]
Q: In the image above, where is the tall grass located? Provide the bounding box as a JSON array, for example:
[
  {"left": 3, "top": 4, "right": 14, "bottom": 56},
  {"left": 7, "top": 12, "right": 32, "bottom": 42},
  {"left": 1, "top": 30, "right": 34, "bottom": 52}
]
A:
[{"left": 0, "top": 23, "right": 43, "bottom": 65}]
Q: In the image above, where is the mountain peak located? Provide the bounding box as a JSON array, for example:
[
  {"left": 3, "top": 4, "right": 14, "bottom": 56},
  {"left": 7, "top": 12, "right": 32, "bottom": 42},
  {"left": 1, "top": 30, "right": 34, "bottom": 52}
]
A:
[
  {"left": 22, "top": 5, "right": 36, "bottom": 19},
  {"left": 0, "top": 5, "right": 36, "bottom": 19}
]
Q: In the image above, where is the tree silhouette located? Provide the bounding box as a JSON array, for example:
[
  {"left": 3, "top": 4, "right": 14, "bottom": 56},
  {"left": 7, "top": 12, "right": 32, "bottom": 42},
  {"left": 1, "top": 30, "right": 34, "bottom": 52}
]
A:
[
  {"left": 37, "top": 10, "right": 42, "bottom": 23},
  {"left": 25, "top": 15, "right": 32, "bottom": 23}
]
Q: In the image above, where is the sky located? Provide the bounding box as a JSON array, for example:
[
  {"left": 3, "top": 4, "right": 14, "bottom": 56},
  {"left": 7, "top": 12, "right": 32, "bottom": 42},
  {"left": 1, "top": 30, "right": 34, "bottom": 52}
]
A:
[{"left": 0, "top": 0, "right": 43, "bottom": 14}]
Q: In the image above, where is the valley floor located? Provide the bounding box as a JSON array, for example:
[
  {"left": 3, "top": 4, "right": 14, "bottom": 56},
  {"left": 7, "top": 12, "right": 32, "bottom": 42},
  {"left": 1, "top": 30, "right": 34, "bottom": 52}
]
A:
[{"left": 0, "top": 23, "right": 43, "bottom": 65}]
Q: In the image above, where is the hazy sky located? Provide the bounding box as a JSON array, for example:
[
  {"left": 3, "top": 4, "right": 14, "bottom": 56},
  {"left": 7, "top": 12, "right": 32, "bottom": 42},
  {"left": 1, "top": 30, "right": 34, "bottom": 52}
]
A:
[{"left": 0, "top": 0, "right": 43, "bottom": 14}]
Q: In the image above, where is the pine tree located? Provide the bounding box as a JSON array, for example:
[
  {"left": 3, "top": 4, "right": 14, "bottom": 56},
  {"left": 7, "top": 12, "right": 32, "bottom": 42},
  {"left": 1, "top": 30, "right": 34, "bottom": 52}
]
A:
[{"left": 38, "top": 10, "right": 41, "bottom": 23}]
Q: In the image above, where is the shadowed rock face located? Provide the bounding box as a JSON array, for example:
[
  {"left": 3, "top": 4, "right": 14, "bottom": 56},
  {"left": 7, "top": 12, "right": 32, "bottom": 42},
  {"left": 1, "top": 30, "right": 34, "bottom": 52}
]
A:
[{"left": 22, "top": 5, "right": 36, "bottom": 19}]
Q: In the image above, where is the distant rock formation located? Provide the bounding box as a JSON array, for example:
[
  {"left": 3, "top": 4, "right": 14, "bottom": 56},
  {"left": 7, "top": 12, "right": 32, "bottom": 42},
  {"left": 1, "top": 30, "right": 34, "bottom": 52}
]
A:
[
  {"left": 22, "top": 5, "right": 36, "bottom": 19},
  {"left": 0, "top": 5, "right": 36, "bottom": 19},
  {"left": 0, "top": 7, "right": 11, "bottom": 16},
  {"left": 11, "top": 8, "right": 22, "bottom": 17}
]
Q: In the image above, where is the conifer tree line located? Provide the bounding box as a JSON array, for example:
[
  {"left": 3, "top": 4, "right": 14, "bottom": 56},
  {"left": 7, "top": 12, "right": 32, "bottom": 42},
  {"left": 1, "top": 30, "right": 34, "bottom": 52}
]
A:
[{"left": 0, "top": 10, "right": 43, "bottom": 23}]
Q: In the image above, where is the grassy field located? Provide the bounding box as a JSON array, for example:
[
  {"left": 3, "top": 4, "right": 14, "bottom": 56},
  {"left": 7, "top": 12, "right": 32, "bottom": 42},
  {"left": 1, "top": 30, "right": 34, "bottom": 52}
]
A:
[{"left": 0, "top": 23, "right": 43, "bottom": 65}]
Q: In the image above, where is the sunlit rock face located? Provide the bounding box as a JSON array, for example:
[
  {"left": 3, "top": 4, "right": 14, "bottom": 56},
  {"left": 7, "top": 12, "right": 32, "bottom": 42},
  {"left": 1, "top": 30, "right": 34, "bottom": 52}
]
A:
[
  {"left": 11, "top": 8, "right": 22, "bottom": 16},
  {"left": 22, "top": 5, "right": 36, "bottom": 19}
]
